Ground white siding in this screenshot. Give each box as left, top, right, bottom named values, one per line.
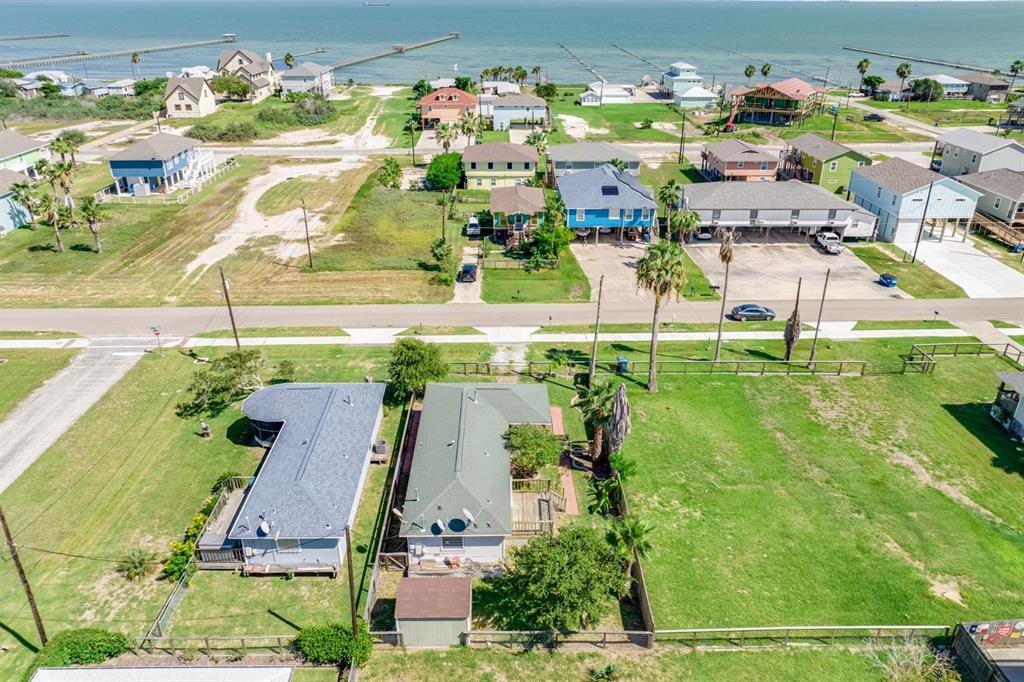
left=408, top=534, right=505, bottom=564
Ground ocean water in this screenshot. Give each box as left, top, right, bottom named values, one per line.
left=1, top=0, right=1020, bottom=89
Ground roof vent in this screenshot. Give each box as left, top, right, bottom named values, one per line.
left=601, top=186, right=619, bottom=195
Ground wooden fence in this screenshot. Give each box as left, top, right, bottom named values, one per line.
left=465, top=630, right=654, bottom=649
left=143, top=560, right=194, bottom=641
left=193, top=476, right=252, bottom=565
left=904, top=341, right=1024, bottom=374
left=131, top=635, right=295, bottom=656
left=446, top=358, right=870, bottom=379
left=612, top=471, right=657, bottom=637
left=478, top=258, right=559, bottom=270
left=95, top=159, right=237, bottom=205
left=655, top=625, right=951, bottom=649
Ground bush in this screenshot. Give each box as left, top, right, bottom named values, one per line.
left=609, top=452, right=637, bottom=481
left=188, top=121, right=259, bottom=142
left=294, top=622, right=371, bottom=667
left=639, top=118, right=653, bottom=129
left=23, top=629, right=132, bottom=681
left=210, top=74, right=251, bottom=100
left=0, top=79, right=16, bottom=98
left=386, top=338, right=447, bottom=400
left=293, top=95, right=338, bottom=125
left=535, top=83, right=557, bottom=100
left=256, top=107, right=297, bottom=126
left=425, top=153, right=463, bottom=191
left=132, top=77, right=168, bottom=98
left=506, top=424, right=563, bottom=477
left=211, top=471, right=243, bottom=495
left=0, top=67, right=24, bottom=79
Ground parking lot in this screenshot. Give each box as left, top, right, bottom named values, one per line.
left=570, top=241, right=653, bottom=302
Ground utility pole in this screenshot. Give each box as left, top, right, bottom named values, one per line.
left=830, top=104, right=840, bottom=141
left=808, top=268, right=831, bottom=365
left=0, top=506, right=47, bottom=646
left=911, top=181, right=936, bottom=264
left=219, top=266, right=240, bottom=350
left=677, top=112, right=686, bottom=164
left=301, top=198, right=314, bottom=270
left=345, top=525, right=358, bottom=635
left=588, top=275, right=604, bottom=383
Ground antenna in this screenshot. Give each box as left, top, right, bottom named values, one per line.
left=436, top=519, right=446, bottom=532
left=462, top=508, right=475, bottom=524
left=391, top=508, right=404, bottom=519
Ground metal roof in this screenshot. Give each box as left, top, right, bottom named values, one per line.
left=548, top=142, right=640, bottom=163
left=395, top=577, right=472, bottom=619
left=787, top=132, right=864, bottom=162
left=31, top=668, right=293, bottom=682
left=958, top=169, right=1024, bottom=201
left=556, top=164, right=656, bottom=210
left=938, top=128, right=1024, bottom=156
left=956, top=71, right=1009, bottom=87
left=0, top=130, right=47, bottom=160
left=108, top=132, right=199, bottom=162
left=681, top=180, right=875, bottom=219
left=229, top=382, right=385, bottom=540
left=399, top=383, right=551, bottom=538
left=493, top=93, right=546, bottom=107
left=282, top=62, right=331, bottom=78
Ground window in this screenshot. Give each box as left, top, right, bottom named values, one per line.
left=608, top=208, right=619, bottom=219
left=876, top=188, right=882, bottom=199
left=791, top=209, right=799, bottom=220
left=749, top=210, right=759, bottom=220
left=641, top=208, right=650, bottom=221
left=576, top=208, right=585, bottom=222
left=487, top=162, right=494, bottom=170
left=760, top=161, right=768, bottom=171
left=476, top=178, right=482, bottom=187
left=994, top=197, right=1001, bottom=209
left=970, top=154, right=977, bottom=164
left=737, top=161, right=745, bottom=169
left=490, top=178, right=496, bottom=186
left=178, top=92, right=185, bottom=101
left=185, top=104, right=192, bottom=111
left=857, top=161, right=864, bottom=167
left=829, top=161, right=838, bottom=172
left=891, top=195, right=897, bottom=206
left=470, top=162, right=477, bottom=170
left=174, top=104, right=181, bottom=111
left=624, top=209, right=634, bottom=221
left=442, top=537, right=463, bottom=550
left=506, top=162, right=513, bottom=170
left=277, top=539, right=301, bottom=554
left=524, top=162, right=531, bottom=170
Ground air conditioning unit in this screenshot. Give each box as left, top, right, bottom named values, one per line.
left=373, top=440, right=388, bottom=456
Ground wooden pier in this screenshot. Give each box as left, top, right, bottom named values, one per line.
left=0, top=33, right=71, bottom=43
left=841, top=46, right=996, bottom=74
left=2, top=34, right=237, bottom=68
left=329, top=32, right=460, bottom=70
left=271, top=48, right=326, bottom=64
left=557, top=43, right=604, bottom=83
left=611, top=44, right=664, bottom=73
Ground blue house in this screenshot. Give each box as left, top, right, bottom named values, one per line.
left=556, top=164, right=657, bottom=241
left=0, top=169, right=32, bottom=235
left=107, top=133, right=211, bottom=196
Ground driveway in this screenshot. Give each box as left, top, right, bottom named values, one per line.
left=894, top=235, right=1024, bottom=298
left=687, top=242, right=905, bottom=302
left=570, top=241, right=652, bottom=302
left=450, top=246, right=482, bottom=303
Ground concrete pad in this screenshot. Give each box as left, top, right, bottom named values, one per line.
left=570, top=241, right=653, bottom=302
left=894, top=236, right=1024, bottom=299
left=451, top=246, right=483, bottom=304
left=687, top=242, right=904, bottom=302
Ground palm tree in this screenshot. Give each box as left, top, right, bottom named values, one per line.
left=55, top=129, right=86, bottom=164
left=673, top=209, right=700, bottom=243
left=35, top=159, right=57, bottom=196
left=37, top=193, right=65, bottom=253
left=760, top=63, right=772, bottom=80
left=513, top=66, right=528, bottom=87
left=712, top=227, right=736, bottom=362
left=54, top=161, right=75, bottom=211
left=607, top=383, right=632, bottom=455
left=635, top=240, right=688, bottom=392
left=658, top=179, right=681, bottom=238
left=11, top=181, right=39, bottom=231
left=130, top=52, right=141, bottom=80
left=531, top=65, right=542, bottom=85
left=1007, top=60, right=1024, bottom=96
left=434, top=122, right=457, bottom=153
left=896, top=62, right=913, bottom=108
left=407, top=113, right=421, bottom=165
left=744, top=64, right=755, bottom=84
left=79, top=194, right=103, bottom=253
left=856, top=58, right=871, bottom=92
left=574, top=378, right=616, bottom=466
left=284, top=52, right=295, bottom=69
left=50, top=137, right=72, bottom=163
left=783, top=277, right=802, bottom=361
left=607, top=515, right=653, bottom=580
left=608, top=158, right=627, bottom=172
left=457, top=112, right=481, bottom=144
left=587, top=477, right=619, bottom=516
left=525, top=130, right=548, bottom=182
left=117, top=550, right=157, bottom=582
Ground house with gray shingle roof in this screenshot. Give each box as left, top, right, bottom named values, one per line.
left=548, top=142, right=641, bottom=177
left=400, top=384, right=555, bottom=569
left=957, top=169, right=1024, bottom=226
left=0, top=130, right=50, bottom=180
left=217, top=47, right=278, bottom=102
left=932, top=128, right=1024, bottom=177
left=107, top=132, right=214, bottom=196
left=164, top=77, right=217, bottom=118
left=780, top=132, right=871, bottom=192
left=557, top=164, right=656, bottom=239
left=700, top=138, right=777, bottom=182
left=196, top=382, right=386, bottom=575
left=849, top=158, right=980, bottom=242
left=281, top=62, right=333, bottom=96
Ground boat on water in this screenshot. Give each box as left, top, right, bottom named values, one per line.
left=363, top=1, right=391, bottom=6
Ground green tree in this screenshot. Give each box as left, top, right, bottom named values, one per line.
left=175, top=349, right=265, bottom=418
left=607, top=514, right=653, bottom=581
left=529, top=222, right=572, bottom=262
left=587, top=477, right=619, bottom=517
left=634, top=241, right=688, bottom=392
left=911, top=78, right=944, bottom=103
left=37, top=193, right=64, bottom=253
left=295, top=622, right=372, bottom=667
left=454, top=75, right=474, bottom=92
left=506, top=423, right=563, bottom=477
left=10, top=181, right=39, bottom=230
left=744, top=64, right=756, bottom=84
left=658, top=179, right=680, bottom=236
left=132, top=76, right=168, bottom=98
left=0, top=79, right=16, bottom=98
left=501, top=526, right=626, bottom=630
left=531, top=65, right=543, bottom=85
left=130, top=52, right=141, bottom=80
left=535, top=82, right=557, bottom=100
left=713, top=227, right=736, bottom=362
left=673, top=209, right=700, bottom=243
left=117, top=550, right=157, bottom=581
left=607, top=383, right=632, bottom=455
left=760, top=63, right=772, bottom=80
left=55, top=129, right=86, bottom=164
left=412, top=79, right=432, bottom=97
left=53, top=160, right=76, bottom=212
left=79, top=194, right=103, bottom=253
left=856, top=58, right=872, bottom=91
left=608, top=158, right=627, bottom=172
left=574, top=378, right=615, bottom=465
left=457, top=111, right=481, bottom=143
left=896, top=62, right=913, bottom=107
left=433, top=121, right=458, bottom=153
left=377, top=157, right=402, bottom=190
left=386, top=338, right=447, bottom=400
left=425, top=152, right=462, bottom=191
left=284, top=52, right=295, bottom=68
left=210, top=74, right=251, bottom=100
left=41, top=82, right=61, bottom=98
left=50, top=136, right=72, bottom=163
left=1008, top=60, right=1024, bottom=95
left=862, top=75, right=885, bottom=94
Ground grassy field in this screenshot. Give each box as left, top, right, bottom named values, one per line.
left=849, top=243, right=967, bottom=298
left=864, top=98, right=1008, bottom=127
left=192, top=326, right=349, bottom=338
left=359, top=647, right=881, bottom=681
left=968, top=233, right=1024, bottom=275
left=545, top=86, right=681, bottom=144
left=0, top=331, right=79, bottom=339
left=0, top=349, right=78, bottom=420
left=539, top=320, right=802, bottom=334
left=852, top=320, right=957, bottom=330
left=374, top=87, right=423, bottom=148
left=637, top=158, right=701, bottom=190
left=480, top=248, right=591, bottom=303
left=775, top=111, right=929, bottom=143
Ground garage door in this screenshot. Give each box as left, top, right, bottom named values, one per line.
left=893, top=219, right=920, bottom=243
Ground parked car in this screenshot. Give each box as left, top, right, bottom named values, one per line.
left=815, top=231, right=844, bottom=255
left=457, top=263, right=478, bottom=283
left=863, top=113, right=886, bottom=122
left=731, top=304, right=776, bottom=321
left=466, top=215, right=480, bottom=237
left=878, top=273, right=898, bottom=288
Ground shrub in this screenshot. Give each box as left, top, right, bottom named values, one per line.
left=609, top=452, right=637, bottom=481
left=294, top=622, right=372, bottom=666
left=425, top=153, right=463, bottom=191
left=256, top=107, right=297, bottom=126
left=188, top=121, right=259, bottom=142
left=386, top=338, right=447, bottom=400
left=0, top=79, right=16, bottom=98
left=132, top=77, right=168, bottom=98
left=211, top=471, right=243, bottom=495
left=23, top=629, right=132, bottom=681
left=639, top=118, right=653, bottom=129
left=506, top=424, right=563, bottom=477
left=0, top=67, right=24, bottom=79
left=210, top=74, right=251, bottom=100
left=293, top=95, right=338, bottom=125
left=535, top=83, right=557, bottom=100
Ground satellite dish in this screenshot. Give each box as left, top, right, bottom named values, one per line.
left=436, top=519, right=446, bottom=532
left=258, top=520, right=271, bottom=535
left=391, top=508, right=404, bottom=519
left=462, top=508, right=475, bottom=524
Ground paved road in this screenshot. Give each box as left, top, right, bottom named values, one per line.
left=833, top=96, right=943, bottom=139
left=0, top=346, right=143, bottom=493
left=2, top=298, right=1022, bottom=336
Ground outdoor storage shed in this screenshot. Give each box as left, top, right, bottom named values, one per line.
left=395, top=577, right=472, bottom=647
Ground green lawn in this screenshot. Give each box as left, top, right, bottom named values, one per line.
left=0, top=331, right=79, bottom=339
left=638, top=159, right=701, bottom=190
left=545, top=86, right=681, bottom=144
left=374, top=87, right=423, bottom=148
left=192, top=326, right=349, bottom=338
left=0, top=349, right=78, bottom=420
left=852, top=320, right=957, bottom=331
left=968, top=233, right=1024, bottom=275
left=682, top=248, right=720, bottom=300
left=478, top=129, right=511, bottom=143
left=359, top=647, right=881, bottom=682
left=990, top=320, right=1023, bottom=330
left=776, top=111, right=929, bottom=143
left=481, top=248, right=590, bottom=303
left=396, top=326, right=481, bottom=336
left=849, top=243, right=967, bottom=298
left=539, top=321, right=795, bottom=334
left=864, top=98, right=1008, bottom=127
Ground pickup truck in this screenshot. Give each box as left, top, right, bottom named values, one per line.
left=815, top=231, right=844, bottom=255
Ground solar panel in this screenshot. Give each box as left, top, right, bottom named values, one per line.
left=601, top=186, right=619, bottom=195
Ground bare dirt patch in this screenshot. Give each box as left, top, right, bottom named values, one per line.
left=558, top=114, right=609, bottom=140
left=883, top=536, right=967, bottom=606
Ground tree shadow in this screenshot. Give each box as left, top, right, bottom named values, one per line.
left=226, top=416, right=253, bottom=446
left=69, top=243, right=95, bottom=253
left=943, top=403, right=1023, bottom=480
left=27, top=244, right=56, bottom=253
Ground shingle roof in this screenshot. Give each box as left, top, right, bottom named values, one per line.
left=787, top=132, right=862, bottom=162
left=0, top=168, right=29, bottom=196
left=230, top=383, right=385, bottom=540
left=957, top=71, right=1009, bottom=87
left=462, top=142, right=538, bottom=163
left=677, top=86, right=716, bottom=99
left=418, top=87, right=478, bottom=106
left=997, top=371, right=1024, bottom=395
left=108, top=132, right=199, bottom=162
left=31, top=667, right=293, bottom=682
left=548, top=142, right=640, bottom=163
left=490, top=185, right=546, bottom=214
left=0, top=130, right=48, bottom=160
left=493, top=93, right=545, bottom=107
left=938, top=128, right=1023, bottom=155
left=957, top=169, right=1024, bottom=201
left=217, top=48, right=268, bottom=72
left=681, top=180, right=875, bottom=218
left=164, top=77, right=209, bottom=101
left=395, top=577, right=472, bottom=619
left=399, top=384, right=551, bottom=538
left=556, top=164, right=656, bottom=210
left=283, top=62, right=331, bottom=78
left=704, top=138, right=775, bottom=163
left=852, top=157, right=946, bottom=194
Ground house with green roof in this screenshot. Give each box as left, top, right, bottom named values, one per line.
left=399, top=383, right=561, bottom=570
left=779, top=132, right=871, bottom=193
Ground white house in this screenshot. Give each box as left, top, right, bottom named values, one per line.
left=280, top=62, right=333, bottom=96
left=491, top=94, right=548, bottom=130
left=932, top=128, right=1024, bottom=177
left=660, top=61, right=704, bottom=97
left=429, top=77, right=456, bottom=90
left=674, top=85, right=718, bottom=109
left=915, top=74, right=970, bottom=99
left=849, top=158, right=981, bottom=242
left=176, top=65, right=218, bottom=80
left=481, top=80, right=520, bottom=96
left=580, top=82, right=635, bottom=106
left=163, top=77, right=217, bottom=118
left=23, top=70, right=70, bottom=84
left=105, top=79, right=135, bottom=97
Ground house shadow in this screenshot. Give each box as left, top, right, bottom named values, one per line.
left=226, top=416, right=254, bottom=446
left=943, top=403, right=1023, bottom=479
left=370, top=597, right=396, bottom=631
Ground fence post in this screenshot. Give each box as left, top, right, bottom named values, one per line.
left=204, top=637, right=210, bottom=655
left=276, top=637, right=284, bottom=655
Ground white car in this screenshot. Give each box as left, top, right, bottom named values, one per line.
left=466, top=216, right=480, bottom=237
left=815, top=231, right=844, bottom=255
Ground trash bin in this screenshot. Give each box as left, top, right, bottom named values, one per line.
left=616, top=355, right=629, bottom=373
